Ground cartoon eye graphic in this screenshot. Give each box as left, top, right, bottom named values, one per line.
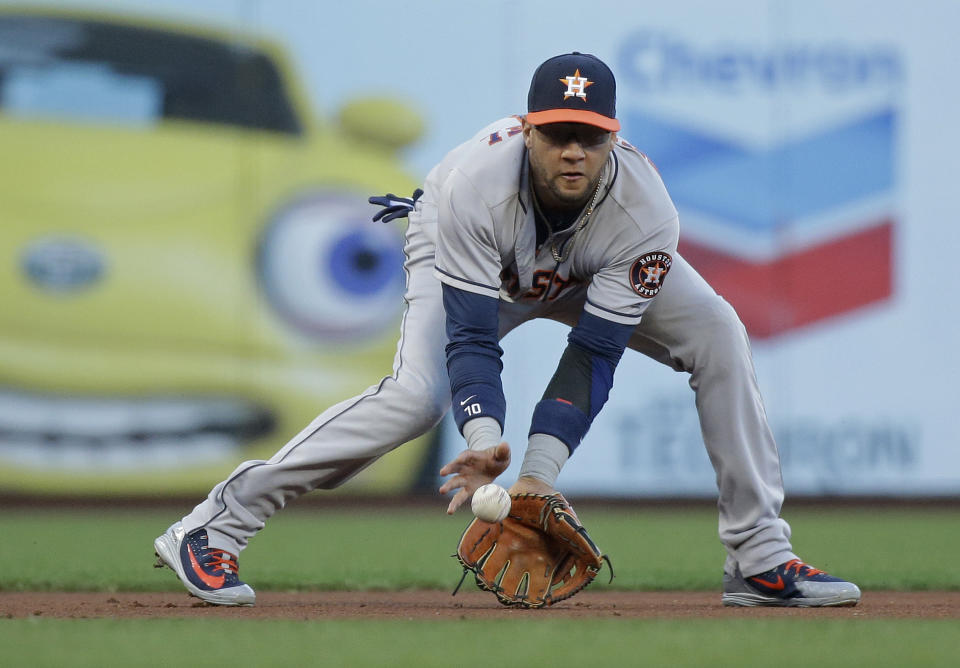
left=258, top=193, right=406, bottom=341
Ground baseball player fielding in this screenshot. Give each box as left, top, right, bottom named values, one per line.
left=153, top=51, right=860, bottom=610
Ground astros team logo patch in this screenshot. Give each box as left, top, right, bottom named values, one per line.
left=560, top=69, right=593, bottom=100
left=630, top=252, right=672, bottom=297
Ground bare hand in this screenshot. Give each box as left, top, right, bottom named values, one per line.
left=438, top=442, right=511, bottom=515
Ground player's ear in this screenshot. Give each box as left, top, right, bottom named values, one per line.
left=522, top=119, right=535, bottom=149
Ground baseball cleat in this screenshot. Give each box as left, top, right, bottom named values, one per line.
left=153, top=521, right=255, bottom=606
left=722, top=558, right=861, bottom=607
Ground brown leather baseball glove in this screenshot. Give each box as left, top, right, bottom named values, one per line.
left=454, top=493, right=610, bottom=608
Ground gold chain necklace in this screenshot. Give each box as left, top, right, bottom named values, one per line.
left=532, top=168, right=606, bottom=264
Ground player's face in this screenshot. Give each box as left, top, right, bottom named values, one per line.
left=523, top=120, right=615, bottom=210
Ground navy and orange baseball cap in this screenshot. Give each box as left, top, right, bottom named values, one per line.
left=526, top=52, right=620, bottom=132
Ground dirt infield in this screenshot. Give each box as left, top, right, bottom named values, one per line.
left=3, top=590, right=959, bottom=620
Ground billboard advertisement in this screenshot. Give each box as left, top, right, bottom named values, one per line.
left=2, top=0, right=958, bottom=497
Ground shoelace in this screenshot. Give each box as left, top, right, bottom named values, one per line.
left=207, top=551, right=240, bottom=575
left=784, top=559, right=824, bottom=576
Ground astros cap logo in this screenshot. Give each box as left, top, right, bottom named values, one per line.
left=560, top=69, right=593, bottom=100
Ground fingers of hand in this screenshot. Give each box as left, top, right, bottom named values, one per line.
left=438, top=450, right=477, bottom=477
left=438, top=474, right=466, bottom=496
left=446, top=489, right=469, bottom=515
left=445, top=447, right=506, bottom=478
left=439, top=446, right=510, bottom=514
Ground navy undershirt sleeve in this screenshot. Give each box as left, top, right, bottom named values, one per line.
left=442, top=284, right=506, bottom=433
left=529, top=311, right=635, bottom=453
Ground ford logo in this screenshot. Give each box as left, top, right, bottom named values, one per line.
left=21, top=237, right=107, bottom=292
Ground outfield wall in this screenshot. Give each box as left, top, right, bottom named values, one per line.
left=2, top=0, right=958, bottom=496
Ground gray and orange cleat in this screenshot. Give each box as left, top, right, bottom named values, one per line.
left=722, top=558, right=860, bottom=607
left=153, top=521, right=255, bottom=606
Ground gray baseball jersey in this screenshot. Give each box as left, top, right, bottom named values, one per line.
left=433, top=117, right=679, bottom=325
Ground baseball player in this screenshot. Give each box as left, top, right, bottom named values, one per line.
left=154, top=52, right=860, bottom=608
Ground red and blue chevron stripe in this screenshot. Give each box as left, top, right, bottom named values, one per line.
left=626, top=109, right=895, bottom=338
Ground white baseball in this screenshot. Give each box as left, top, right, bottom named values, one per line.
left=471, top=483, right=511, bottom=523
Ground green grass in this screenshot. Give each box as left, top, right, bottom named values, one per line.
left=1, top=618, right=958, bottom=668
left=1, top=504, right=958, bottom=592
left=2, top=504, right=957, bottom=668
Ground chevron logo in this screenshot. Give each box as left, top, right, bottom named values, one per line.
left=624, top=109, right=896, bottom=338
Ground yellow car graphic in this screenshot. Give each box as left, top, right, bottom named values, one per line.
left=0, top=7, right=431, bottom=495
